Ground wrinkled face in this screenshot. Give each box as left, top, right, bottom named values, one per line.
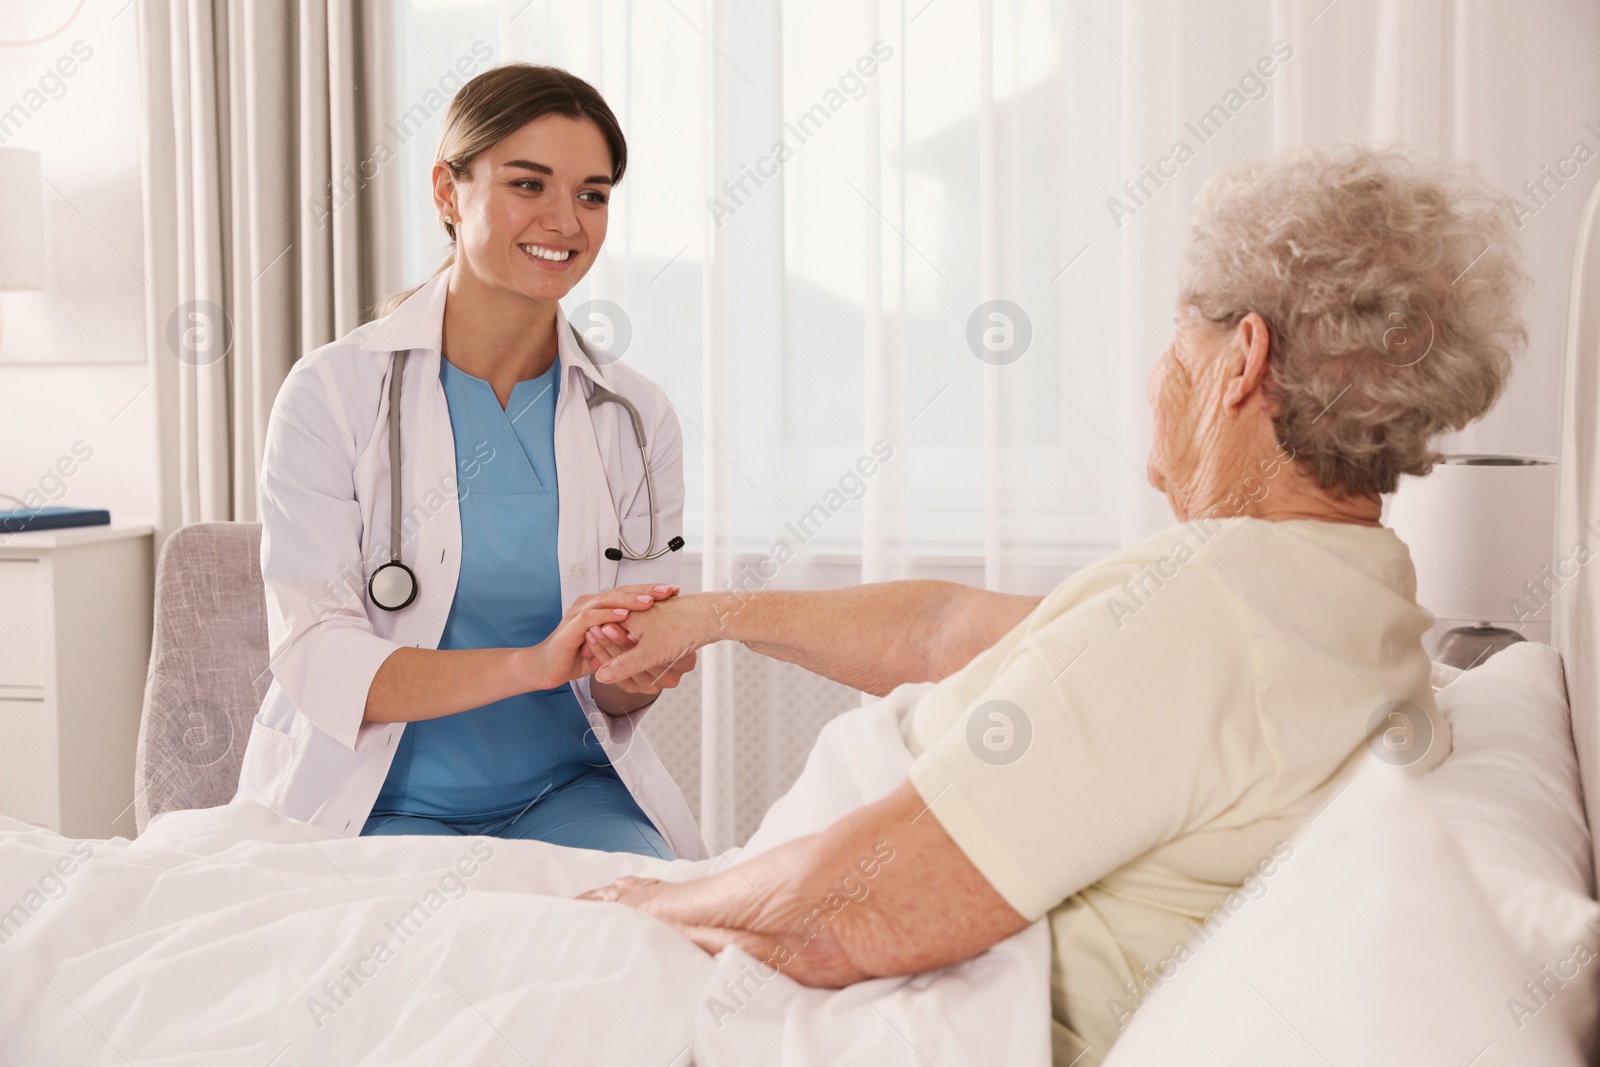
left=1146, top=303, right=1224, bottom=498
left=436, top=114, right=613, bottom=302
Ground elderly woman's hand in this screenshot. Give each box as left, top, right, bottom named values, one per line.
left=575, top=874, right=671, bottom=909
left=582, top=623, right=697, bottom=696
left=575, top=781, right=1033, bottom=994
left=582, top=592, right=713, bottom=690
left=522, top=584, right=675, bottom=692
left=577, top=585, right=697, bottom=714
left=582, top=630, right=694, bottom=697
left=577, top=872, right=871, bottom=988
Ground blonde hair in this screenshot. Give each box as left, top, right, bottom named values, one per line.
left=1180, top=144, right=1530, bottom=497
left=374, top=63, right=627, bottom=319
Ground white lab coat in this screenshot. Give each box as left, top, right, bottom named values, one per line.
left=232, top=265, right=704, bottom=859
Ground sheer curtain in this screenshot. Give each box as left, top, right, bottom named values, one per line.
left=483, top=0, right=1122, bottom=846
left=1117, top=0, right=1600, bottom=542
left=397, top=0, right=1598, bottom=845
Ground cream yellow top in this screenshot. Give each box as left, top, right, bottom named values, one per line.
left=902, top=518, right=1442, bottom=1065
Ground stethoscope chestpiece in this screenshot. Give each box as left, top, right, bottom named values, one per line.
left=368, top=559, right=419, bottom=612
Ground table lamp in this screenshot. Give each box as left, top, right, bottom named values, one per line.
left=0, top=147, right=46, bottom=350
left=1387, top=455, right=1558, bottom=670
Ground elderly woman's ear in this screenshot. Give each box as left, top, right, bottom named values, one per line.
left=1222, top=312, right=1274, bottom=416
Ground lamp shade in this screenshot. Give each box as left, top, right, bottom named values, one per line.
left=0, top=147, right=45, bottom=291
left=1387, top=455, right=1557, bottom=624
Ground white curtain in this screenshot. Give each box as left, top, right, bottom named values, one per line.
left=495, top=0, right=1125, bottom=846
left=137, top=0, right=404, bottom=546
left=1117, top=0, right=1600, bottom=542
left=396, top=0, right=1600, bottom=846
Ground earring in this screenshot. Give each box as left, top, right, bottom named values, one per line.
left=443, top=214, right=453, bottom=225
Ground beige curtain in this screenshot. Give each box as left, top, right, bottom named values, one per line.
left=136, top=0, right=403, bottom=546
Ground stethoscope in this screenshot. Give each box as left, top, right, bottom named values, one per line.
left=366, top=324, right=684, bottom=612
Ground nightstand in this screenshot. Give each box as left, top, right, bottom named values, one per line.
left=0, top=523, right=154, bottom=838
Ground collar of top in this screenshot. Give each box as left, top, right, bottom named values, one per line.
left=359, top=261, right=609, bottom=390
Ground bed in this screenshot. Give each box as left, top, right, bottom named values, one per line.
left=1, top=684, right=1048, bottom=1065
left=4, top=185, right=1600, bottom=1064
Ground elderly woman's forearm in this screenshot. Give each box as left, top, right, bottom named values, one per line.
left=790, top=781, right=1032, bottom=979
left=694, top=582, right=1039, bottom=697
left=642, top=781, right=1031, bottom=986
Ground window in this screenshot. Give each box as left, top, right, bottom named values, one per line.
left=391, top=0, right=1124, bottom=580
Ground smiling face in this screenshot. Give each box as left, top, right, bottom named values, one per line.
left=433, top=113, right=614, bottom=303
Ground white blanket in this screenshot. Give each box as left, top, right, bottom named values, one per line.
left=0, top=686, right=1050, bottom=1066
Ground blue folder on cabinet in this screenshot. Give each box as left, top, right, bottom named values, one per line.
left=0, top=506, right=111, bottom=534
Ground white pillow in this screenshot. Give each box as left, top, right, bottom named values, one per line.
left=1101, top=759, right=1586, bottom=1066
left=1419, top=642, right=1600, bottom=1051
left=1425, top=643, right=1593, bottom=894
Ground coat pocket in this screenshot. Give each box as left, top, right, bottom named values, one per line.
left=234, top=717, right=299, bottom=811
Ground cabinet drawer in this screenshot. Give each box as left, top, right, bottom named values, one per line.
left=0, top=560, right=43, bottom=691
left=0, top=697, right=54, bottom=828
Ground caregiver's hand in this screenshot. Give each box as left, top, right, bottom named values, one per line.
left=586, top=593, right=713, bottom=688
left=523, top=585, right=676, bottom=691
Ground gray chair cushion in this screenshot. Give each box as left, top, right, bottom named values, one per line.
left=134, top=522, right=272, bottom=835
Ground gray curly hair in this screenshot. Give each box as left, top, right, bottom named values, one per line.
left=1178, top=144, right=1530, bottom=497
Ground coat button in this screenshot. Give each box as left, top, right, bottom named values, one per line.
left=570, top=563, right=587, bottom=578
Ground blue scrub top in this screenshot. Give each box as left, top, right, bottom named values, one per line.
left=372, top=352, right=617, bottom=820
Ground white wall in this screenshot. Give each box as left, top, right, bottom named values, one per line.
left=0, top=3, right=154, bottom=530
left=0, top=363, right=155, bottom=527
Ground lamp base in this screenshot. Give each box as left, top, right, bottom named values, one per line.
left=1433, top=624, right=1525, bottom=671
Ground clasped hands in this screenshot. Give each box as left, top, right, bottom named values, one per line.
left=575, top=583, right=708, bottom=697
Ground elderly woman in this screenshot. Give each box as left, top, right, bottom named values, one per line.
left=576, top=145, right=1529, bottom=1063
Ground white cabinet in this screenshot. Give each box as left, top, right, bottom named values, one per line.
left=0, top=558, right=44, bottom=691
left=0, top=524, right=153, bottom=838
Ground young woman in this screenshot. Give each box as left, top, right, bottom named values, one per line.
left=233, top=64, right=701, bottom=859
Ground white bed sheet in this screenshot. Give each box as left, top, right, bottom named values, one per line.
left=0, top=684, right=1050, bottom=1066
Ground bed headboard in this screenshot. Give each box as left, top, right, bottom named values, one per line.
left=1555, top=179, right=1600, bottom=866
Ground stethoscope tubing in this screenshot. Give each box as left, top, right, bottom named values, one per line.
left=585, top=382, right=675, bottom=563
left=368, top=326, right=678, bottom=612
